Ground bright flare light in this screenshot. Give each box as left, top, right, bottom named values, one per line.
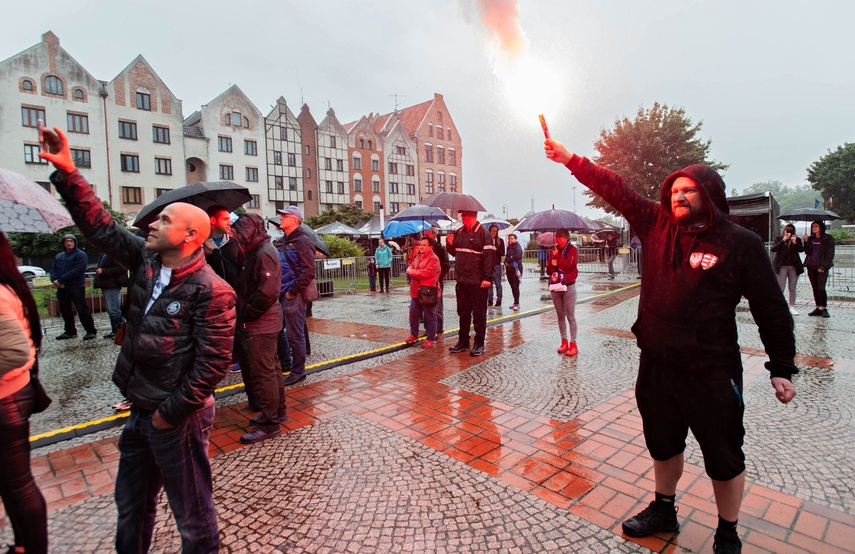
left=492, top=51, right=567, bottom=127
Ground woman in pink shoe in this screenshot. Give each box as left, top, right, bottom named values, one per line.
left=405, top=237, right=441, bottom=348
left=547, top=229, right=580, bottom=356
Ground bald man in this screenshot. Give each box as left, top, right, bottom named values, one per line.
left=41, top=127, right=235, bottom=554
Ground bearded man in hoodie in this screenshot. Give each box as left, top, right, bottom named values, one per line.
left=545, top=138, right=797, bottom=554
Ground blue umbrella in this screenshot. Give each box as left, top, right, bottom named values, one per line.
left=382, top=219, right=431, bottom=238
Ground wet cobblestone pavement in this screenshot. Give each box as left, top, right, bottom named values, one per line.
left=3, top=275, right=854, bottom=553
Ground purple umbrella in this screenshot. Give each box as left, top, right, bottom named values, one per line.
left=420, top=192, right=486, bottom=212
left=0, top=168, right=74, bottom=233
left=515, top=209, right=588, bottom=233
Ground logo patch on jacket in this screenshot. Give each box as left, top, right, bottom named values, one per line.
left=166, top=301, right=181, bottom=315
left=689, top=252, right=719, bottom=270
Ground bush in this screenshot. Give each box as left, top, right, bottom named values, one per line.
left=321, top=235, right=365, bottom=258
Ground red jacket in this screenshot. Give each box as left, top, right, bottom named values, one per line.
left=547, top=242, right=579, bottom=285
left=407, top=249, right=440, bottom=299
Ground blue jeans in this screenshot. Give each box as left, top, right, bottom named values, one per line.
left=115, top=401, right=218, bottom=554
left=277, top=328, right=292, bottom=369
left=0, top=382, right=47, bottom=554
left=282, top=295, right=308, bottom=375
left=104, top=288, right=125, bottom=333
left=409, top=297, right=437, bottom=341
left=487, top=265, right=503, bottom=303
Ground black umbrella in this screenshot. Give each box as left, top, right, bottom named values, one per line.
left=389, top=204, right=454, bottom=224
left=515, top=209, right=589, bottom=232
left=420, top=192, right=486, bottom=212
left=777, top=208, right=842, bottom=222
left=267, top=218, right=331, bottom=258
left=133, top=181, right=251, bottom=229
left=586, top=219, right=621, bottom=232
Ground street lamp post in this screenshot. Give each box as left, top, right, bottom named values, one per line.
left=572, top=186, right=576, bottom=212
left=502, top=205, right=508, bottom=219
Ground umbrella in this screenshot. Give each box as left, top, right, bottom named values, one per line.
left=133, top=181, right=251, bottom=229
left=536, top=232, right=555, bottom=247
left=383, top=219, right=431, bottom=239
left=515, top=209, right=589, bottom=233
left=777, top=208, right=842, bottom=222
left=479, top=217, right=513, bottom=231
left=0, top=168, right=74, bottom=233
left=357, top=216, right=384, bottom=237
left=389, top=205, right=454, bottom=224
left=420, top=191, right=486, bottom=212
left=313, top=221, right=361, bottom=235
left=586, top=219, right=621, bottom=232
left=267, top=218, right=331, bottom=258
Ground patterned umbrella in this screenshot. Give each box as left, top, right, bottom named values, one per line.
left=0, top=168, right=74, bottom=233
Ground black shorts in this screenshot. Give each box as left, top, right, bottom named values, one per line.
left=635, top=353, right=746, bottom=481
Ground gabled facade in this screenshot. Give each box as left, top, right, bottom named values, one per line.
left=345, top=115, right=385, bottom=214
left=183, top=84, right=266, bottom=215
left=381, top=117, right=418, bottom=215
left=315, top=107, right=350, bottom=212
left=265, top=97, right=303, bottom=215
left=105, top=55, right=185, bottom=220
left=0, top=32, right=109, bottom=199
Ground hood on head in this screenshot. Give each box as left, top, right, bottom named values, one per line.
left=232, top=214, right=269, bottom=251
left=660, top=164, right=728, bottom=226
left=61, top=233, right=78, bottom=247
left=811, top=220, right=826, bottom=235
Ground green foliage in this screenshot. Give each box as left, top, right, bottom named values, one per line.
left=742, top=180, right=819, bottom=214
left=305, top=204, right=372, bottom=229
left=807, top=143, right=855, bottom=222
left=588, top=102, right=727, bottom=215
left=8, top=201, right=127, bottom=260
left=508, top=217, right=521, bottom=225
left=525, top=237, right=539, bottom=251
left=321, top=234, right=365, bottom=259
left=828, top=229, right=850, bottom=243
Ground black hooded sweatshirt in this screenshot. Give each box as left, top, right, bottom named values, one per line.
left=565, top=157, right=797, bottom=381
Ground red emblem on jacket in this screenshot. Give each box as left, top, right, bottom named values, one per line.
left=689, top=252, right=718, bottom=270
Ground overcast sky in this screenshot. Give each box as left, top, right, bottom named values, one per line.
left=4, top=0, right=853, bottom=221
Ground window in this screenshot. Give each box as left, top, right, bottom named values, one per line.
left=280, top=127, right=288, bottom=140
left=118, top=121, right=138, bottom=140
left=308, top=190, right=312, bottom=200
left=359, top=138, right=365, bottom=148
left=305, top=145, right=310, bottom=155
left=246, top=167, right=258, bottom=182
left=289, top=177, right=297, bottom=190
left=218, top=136, right=232, bottom=152
left=449, top=149, right=457, bottom=166
left=450, top=174, right=458, bottom=192
left=395, top=146, right=406, bottom=155
left=71, top=148, right=91, bottom=168
left=249, top=195, right=260, bottom=209
left=390, top=202, right=399, bottom=213
left=368, top=140, right=373, bottom=149
left=74, top=89, right=85, bottom=100
left=67, top=113, right=89, bottom=134
left=155, top=157, right=172, bottom=175
left=406, top=164, right=414, bottom=176
left=122, top=186, right=142, bottom=204
left=425, top=170, right=434, bottom=194
left=406, top=183, right=415, bottom=195
left=373, top=201, right=382, bottom=213
left=324, top=158, right=332, bottom=170
left=156, top=188, right=171, bottom=197
left=353, top=156, right=362, bottom=170
left=243, top=117, right=249, bottom=128
left=153, top=126, right=171, bottom=144
left=24, top=144, right=47, bottom=164
left=371, top=159, right=379, bottom=171
left=425, top=144, right=433, bottom=162
left=447, top=127, right=453, bottom=142
left=437, top=126, right=444, bottom=140
left=306, top=168, right=311, bottom=179
left=288, top=153, right=296, bottom=166
left=274, top=176, right=283, bottom=189
left=390, top=182, right=399, bottom=194
left=437, top=111, right=443, bottom=124
left=45, top=75, right=63, bottom=95
left=355, top=200, right=363, bottom=209
left=21, top=106, right=45, bottom=127
left=136, top=91, right=151, bottom=111
left=330, top=136, right=336, bottom=148
left=325, top=181, right=333, bottom=193
left=232, top=111, right=241, bottom=126
left=120, top=154, right=140, bottom=172
left=428, top=123, right=433, bottom=137
left=273, top=151, right=282, bottom=165
left=224, top=113, right=230, bottom=126
left=219, top=165, right=234, bottom=180
left=372, top=179, right=380, bottom=193
left=437, top=147, right=445, bottom=165
left=337, top=182, right=345, bottom=194
left=438, top=171, right=446, bottom=192
left=354, top=178, right=362, bottom=192
left=22, top=80, right=34, bottom=91
left=388, top=162, right=398, bottom=174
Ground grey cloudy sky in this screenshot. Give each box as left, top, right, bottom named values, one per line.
left=4, top=0, right=852, bottom=221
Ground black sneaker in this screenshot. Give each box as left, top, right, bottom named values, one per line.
left=83, top=332, right=97, bottom=340
left=713, top=532, right=742, bottom=553
left=621, top=501, right=679, bottom=537
left=820, top=308, right=831, bottom=318
left=239, top=426, right=282, bottom=444
left=449, top=342, right=470, bottom=353
left=470, top=345, right=485, bottom=357
left=56, top=332, right=77, bottom=340
left=808, top=308, right=822, bottom=316
left=283, top=372, right=306, bottom=386
left=495, top=301, right=501, bottom=308
left=487, top=300, right=494, bottom=307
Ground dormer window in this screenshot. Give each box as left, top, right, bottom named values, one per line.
left=22, top=80, right=34, bottom=91
left=45, top=75, right=63, bottom=96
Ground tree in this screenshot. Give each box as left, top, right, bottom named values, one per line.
left=743, top=180, right=818, bottom=215
left=586, top=102, right=727, bottom=215
left=305, top=204, right=372, bottom=229
left=320, top=235, right=365, bottom=259
left=807, top=143, right=855, bottom=222
left=9, top=200, right=127, bottom=263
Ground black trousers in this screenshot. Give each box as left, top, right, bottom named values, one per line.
left=378, top=267, right=391, bottom=291
left=455, top=283, right=488, bottom=347
left=57, top=286, right=96, bottom=335
left=806, top=267, right=829, bottom=307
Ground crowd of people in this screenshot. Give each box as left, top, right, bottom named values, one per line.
left=0, top=121, right=835, bottom=553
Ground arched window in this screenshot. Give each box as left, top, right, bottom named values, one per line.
left=74, top=88, right=85, bottom=100
left=45, top=75, right=63, bottom=95
left=243, top=117, right=249, bottom=128
left=224, top=113, right=231, bottom=126
left=367, top=140, right=373, bottom=150
left=22, top=80, right=34, bottom=91
left=307, top=190, right=313, bottom=200
left=428, top=123, right=433, bottom=137
left=359, top=138, right=365, bottom=149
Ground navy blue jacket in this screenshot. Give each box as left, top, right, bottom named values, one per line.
left=50, top=234, right=88, bottom=289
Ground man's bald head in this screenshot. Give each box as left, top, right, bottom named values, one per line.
left=146, top=202, right=211, bottom=266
